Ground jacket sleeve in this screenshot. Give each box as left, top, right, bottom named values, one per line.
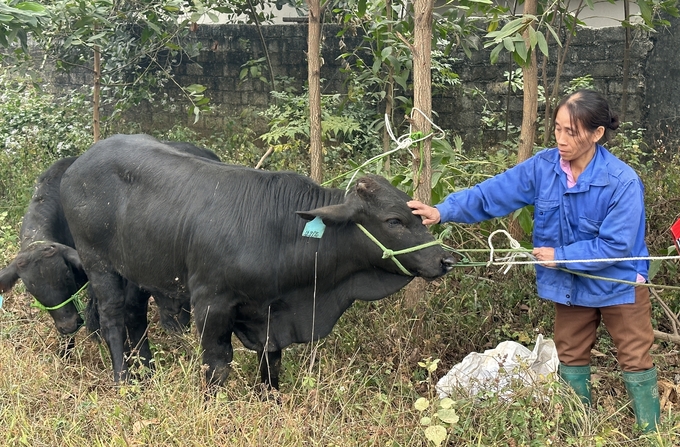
left=435, top=157, right=538, bottom=223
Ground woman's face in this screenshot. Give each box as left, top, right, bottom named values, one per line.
left=554, top=106, right=603, bottom=164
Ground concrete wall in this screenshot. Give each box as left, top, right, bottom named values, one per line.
left=48, top=20, right=679, bottom=150
left=643, top=16, right=680, bottom=152
left=436, top=25, right=654, bottom=147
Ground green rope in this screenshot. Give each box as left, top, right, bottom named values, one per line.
left=555, top=268, right=680, bottom=290
left=355, top=224, right=442, bottom=276
left=31, top=282, right=88, bottom=315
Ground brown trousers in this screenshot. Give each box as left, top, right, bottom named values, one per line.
left=554, top=286, right=654, bottom=372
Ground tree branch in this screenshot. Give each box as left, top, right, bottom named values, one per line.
left=651, top=287, right=680, bottom=345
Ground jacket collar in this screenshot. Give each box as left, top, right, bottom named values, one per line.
left=553, top=144, right=611, bottom=191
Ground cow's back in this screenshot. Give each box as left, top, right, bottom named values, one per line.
left=61, top=135, right=320, bottom=291
left=21, top=156, right=79, bottom=248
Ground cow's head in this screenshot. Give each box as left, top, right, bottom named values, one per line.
left=0, top=242, right=86, bottom=334
left=297, top=175, right=456, bottom=279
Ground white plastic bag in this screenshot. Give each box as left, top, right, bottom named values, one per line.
left=436, top=334, right=559, bottom=399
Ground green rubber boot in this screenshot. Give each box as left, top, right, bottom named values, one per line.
left=623, top=367, right=661, bottom=433
left=558, top=363, right=592, bottom=406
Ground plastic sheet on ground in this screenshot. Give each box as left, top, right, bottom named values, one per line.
left=436, top=334, right=559, bottom=399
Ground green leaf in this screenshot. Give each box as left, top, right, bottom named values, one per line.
left=487, top=20, right=498, bottom=33
left=536, top=31, right=549, bottom=56
left=186, top=84, right=207, bottom=94
left=437, top=408, right=459, bottom=425
left=424, top=425, right=448, bottom=446
left=528, top=26, right=537, bottom=49
left=512, top=206, right=534, bottom=235
left=439, top=397, right=454, bottom=409
left=490, top=43, right=503, bottom=64
left=545, top=24, right=562, bottom=47
left=14, top=2, right=46, bottom=13
left=141, top=27, right=152, bottom=43
left=648, top=259, right=661, bottom=281
left=514, top=39, right=528, bottom=64
left=414, top=397, right=430, bottom=412
left=380, top=46, right=393, bottom=60
left=492, top=16, right=528, bottom=41
left=371, top=58, right=381, bottom=75
left=393, top=71, right=409, bottom=91
left=502, top=37, right=514, bottom=52
left=358, top=0, right=367, bottom=16
left=638, top=0, right=653, bottom=25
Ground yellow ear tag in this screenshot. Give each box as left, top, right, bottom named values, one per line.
left=302, top=216, right=326, bottom=238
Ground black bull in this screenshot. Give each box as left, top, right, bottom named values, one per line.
left=60, top=134, right=456, bottom=388
left=0, top=142, right=220, bottom=352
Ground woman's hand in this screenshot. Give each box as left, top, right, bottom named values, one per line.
left=407, top=200, right=441, bottom=225
left=532, top=247, right=556, bottom=268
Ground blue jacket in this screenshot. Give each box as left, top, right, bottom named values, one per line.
left=436, top=145, right=649, bottom=307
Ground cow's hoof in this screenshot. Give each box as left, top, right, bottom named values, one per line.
left=256, top=383, right=282, bottom=404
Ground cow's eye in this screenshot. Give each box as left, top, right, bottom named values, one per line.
left=386, top=218, right=403, bottom=227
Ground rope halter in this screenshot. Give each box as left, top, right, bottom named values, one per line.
left=31, top=282, right=88, bottom=317
left=355, top=224, right=442, bottom=276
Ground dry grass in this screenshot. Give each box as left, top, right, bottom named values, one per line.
left=1, top=287, right=427, bottom=446
left=2, top=276, right=679, bottom=446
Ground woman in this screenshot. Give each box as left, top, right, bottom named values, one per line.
left=409, top=89, right=660, bottom=432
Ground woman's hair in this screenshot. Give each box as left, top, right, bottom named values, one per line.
left=553, top=89, right=620, bottom=142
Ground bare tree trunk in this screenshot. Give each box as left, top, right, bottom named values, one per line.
left=307, top=0, right=323, bottom=183
left=510, top=0, right=538, bottom=240
left=382, top=69, right=394, bottom=175
left=542, top=1, right=583, bottom=147
left=403, top=0, right=433, bottom=309
left=93, top=44, right=101, bottom=142
left=518, top=2, right=537, bottom=164
left=381, top=0, right=394, bottom=175
left=247, top=0, right=276, bottom=94
left=621, top=0, right=631, bottom=122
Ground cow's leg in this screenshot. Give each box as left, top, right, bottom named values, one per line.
left=177, top=300, right=192, bottom=330
left=88, top=271, right=129, bottom=382
left=193, top=292, right=234, bottom=387
left=257, top=349, right=282, bottom=390
left=123, top=285, right=153, bottom=373
left=154, top=293, right=192, bottom=333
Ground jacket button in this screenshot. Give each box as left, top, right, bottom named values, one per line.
left=566, top=294, right=570, bottom=299
left=566, top=301, right=572, bottom=306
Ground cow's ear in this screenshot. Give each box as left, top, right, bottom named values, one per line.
left=60, top=245, right=84, bottom=273
left=0, top=260, right=20, bottom=293
left=296, top=202, right=358, bottom=226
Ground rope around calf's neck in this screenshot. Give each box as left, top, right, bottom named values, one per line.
left=31, top=282, right=88, bottom=314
